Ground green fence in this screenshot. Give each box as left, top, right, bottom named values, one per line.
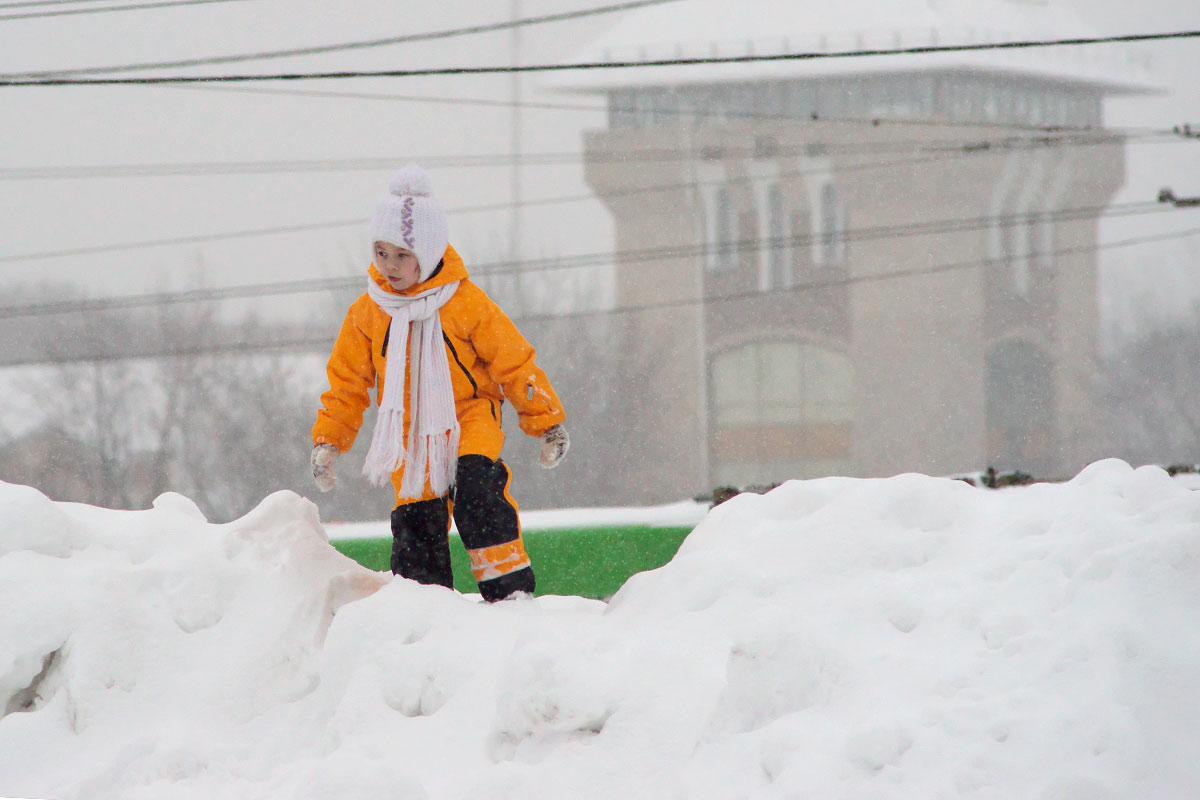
left=330, top=525, right=695, bottom=600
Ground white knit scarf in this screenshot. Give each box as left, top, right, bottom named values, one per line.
left=363, top=279, right=461, bottom=498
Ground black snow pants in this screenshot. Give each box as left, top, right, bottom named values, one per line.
left=389, top=454, right=535, bottom=602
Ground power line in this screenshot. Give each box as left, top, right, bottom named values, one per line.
left=172, top=83, right=607, bottom=113
left=0, top=140, right=1166, bottom=266
left=3, top=29, right=1198, bottom=86
left=5, top=223, right=1199, bottom=368
left=0, top=145, right=1167, bottom=265
left=14, top=80, right=1177, bottom=165
left=0, top=163, right=880, bottom=260
left=0, top=217, right=369, bottom=263
left=0, top=153, right=564, bottom=179
left=465, top=202, right=1186, bottom=275
left=0, top=0, right=249, bottom=22
left=0, top=161, right=923, bottom=262
left=166, top=82, right=1169, bottom=140
left=0, top=0, right=108, bottom=7
left=0, top=0, right=218, bottom=7
left=0, top=192, right=574, bottom=262
left=0, top=130, right=1156, bottom=181
left=0, top=0, right=681, bottom=79
left=504, top=225, right=1200, bottom=323
left=0, top=0, right=178, bottom=7
left=0, top=200, right=1185, bottom=319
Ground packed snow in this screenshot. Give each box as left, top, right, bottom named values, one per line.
left=2, top=459, right=1198, bottom=799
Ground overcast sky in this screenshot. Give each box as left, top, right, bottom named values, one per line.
left=1, top=0, right=1198, bottom=330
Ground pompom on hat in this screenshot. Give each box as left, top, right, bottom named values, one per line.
left=369, top=164, right=449, bottom=283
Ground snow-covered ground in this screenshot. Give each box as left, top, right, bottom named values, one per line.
left=2, top=459, right=1198, bottom=799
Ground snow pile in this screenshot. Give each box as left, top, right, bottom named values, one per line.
left=2, top=459, right=1199, bottom=799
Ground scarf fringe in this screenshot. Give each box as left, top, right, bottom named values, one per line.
left=363, top=407, right=405, bottom=487
left=397, top=425, right=461, bottom=498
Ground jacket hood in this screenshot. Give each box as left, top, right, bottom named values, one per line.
left=368, top=243, right=468, bottom=296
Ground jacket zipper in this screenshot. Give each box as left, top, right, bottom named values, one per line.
left=443, top=333, right=498, bottom=422
left=381, top=324, right=497, bottom=423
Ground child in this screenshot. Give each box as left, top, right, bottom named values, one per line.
left=310, top=165, right=569, bottom=602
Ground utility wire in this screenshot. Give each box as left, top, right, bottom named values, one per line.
left=167, top=82, right=1169, bottom=140
left=0, top=217, right=370, bottom=263
left=0, top=158, right=944, bottom=261
left=0, top=0, right=681, bottom=79
left=0, top=130, right=1150, bottom=181
left=5, top=223, right=1199, bottom=367
left=0, top=0, right=189, bottom=7
left=171, top=83, right=607, bottom=112
left=3, top=29, right=1197, bottom=86
left=485, top=225, right=1200, bottom=323
left=0, top=142, right=1168, bottom=263
left=0, top=0, right=112, bottom=7
left=0, top=200, right=1184, bottom=319
left=0, top=0, right=249, bottom=22
left=0, top=154, right=1020, bottom=263
left=443, top=202, right=1187, bottom=275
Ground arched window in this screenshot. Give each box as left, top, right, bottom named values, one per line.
left=696, top=161, right=735, bottom=273
left=1032, top=212, right=1054, bottom=272
left=750, top=158, right=792, bottom=290
left=709, top=340, right=854, bottom=483
left=714, top=184, right=735, bottom=270
left=985, top=339, right=1054, bottom=474
left=766, top=183, right=788, bottom=287
left=1008, top=220, right=1032, bottom=297
left=818, top=183, right=845, bottom=267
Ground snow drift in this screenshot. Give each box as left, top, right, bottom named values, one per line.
left=1, top=459, right=1198, bottom=799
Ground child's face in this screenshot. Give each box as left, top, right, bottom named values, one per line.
left=374, top=241, right=421, bottom=290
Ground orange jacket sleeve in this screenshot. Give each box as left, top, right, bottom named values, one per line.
left=466, top=289, right=566, bottom=438
left=312, top=301, right=377, bottom=452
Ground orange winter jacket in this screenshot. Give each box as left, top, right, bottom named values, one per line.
left=312, top=244, right=565, bottom=506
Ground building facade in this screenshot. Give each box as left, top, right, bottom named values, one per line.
left=559, top=1, right=1150, bottom=501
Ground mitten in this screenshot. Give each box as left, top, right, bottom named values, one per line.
left=538, top=424, right=569, bottom=469
left=311, top=443, right=339, bottom=492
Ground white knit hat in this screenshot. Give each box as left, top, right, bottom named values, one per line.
left=369, top=164, right=449, bottom=283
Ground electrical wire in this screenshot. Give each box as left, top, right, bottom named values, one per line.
left=0, top=199, right=1186, bottom=319
left=0, top=147, right=1142, bottom=263
left=4, top=223, right=1198, bottom=367
left=0, top=144, right=1167, bottom=264
left=0, top=0, right=250, bottom=22
left=0, top=0, right=116, bottom=7
left=165, top=81, right=1171, bottom=140
left=0, top=217, right=370, bottom=263
left=0, top=0, right=208, bottom=7
left=0, top=127, right=1163, bottom=271
left=0, top=128, right=1157, bottom=181
left=3, top=29, right=1197, bottom=86
left=0, top=0, right=682, bottom=78
left=487, top=224, right=1200, bottom=323
left=450, top=202, right=1187, bottom=275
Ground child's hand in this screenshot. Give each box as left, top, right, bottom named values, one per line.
left=538, top=424, right=569, bottom=469
left=311, top=444, right=340, bottom=492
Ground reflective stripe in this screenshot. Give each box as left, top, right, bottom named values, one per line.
left=526, top=376, right=558, bottom=413
left=467, top=539, right=531, bottom=583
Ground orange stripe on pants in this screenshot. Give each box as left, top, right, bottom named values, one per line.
left=467, top=539, right=531, bottom=583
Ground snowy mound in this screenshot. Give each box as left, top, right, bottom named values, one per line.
left=2, top=460, right=1199, bottom=799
